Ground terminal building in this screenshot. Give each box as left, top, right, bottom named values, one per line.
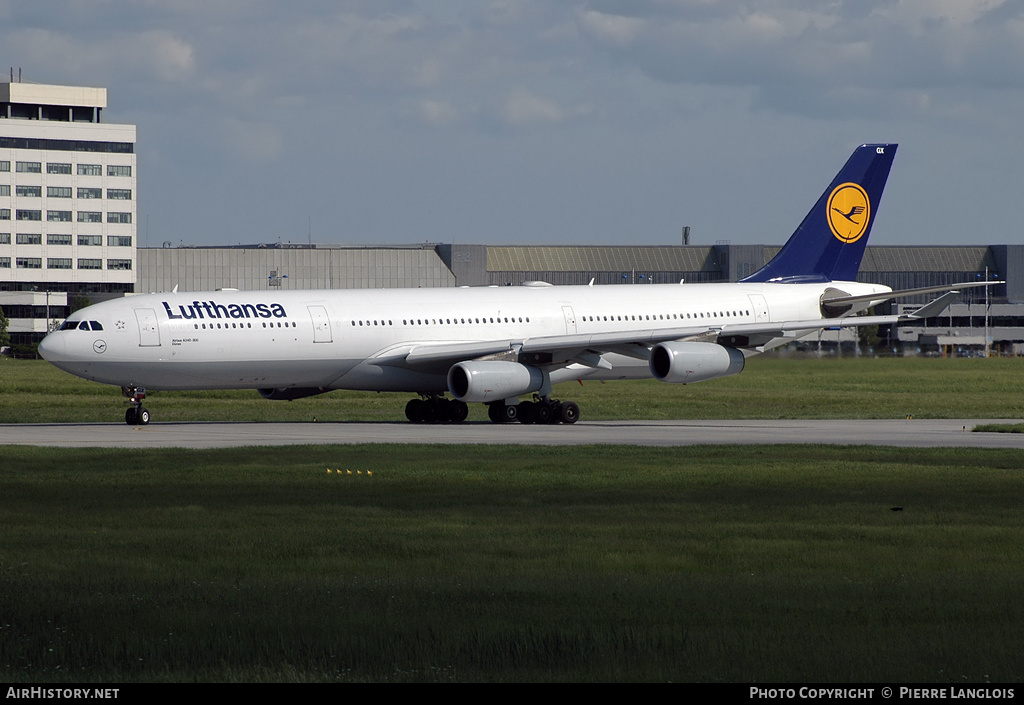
left=1, top=80, right=1021, bottom=356
left=0, top=79, right=136, bottom=344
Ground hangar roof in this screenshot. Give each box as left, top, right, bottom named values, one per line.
left=487, top=246, right=716, bottom=272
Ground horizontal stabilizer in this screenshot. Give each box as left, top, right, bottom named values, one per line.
left=821, top=280, right=1003, bottom=308
left=905, top=291, right=961, bottom=320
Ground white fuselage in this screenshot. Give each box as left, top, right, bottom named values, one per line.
left=38, top=280, right=889, bottom=394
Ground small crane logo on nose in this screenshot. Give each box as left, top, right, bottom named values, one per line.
left=93, top=340, right=107, bottom=354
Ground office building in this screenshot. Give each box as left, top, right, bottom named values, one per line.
left=0, top=80, right=136, bottom=345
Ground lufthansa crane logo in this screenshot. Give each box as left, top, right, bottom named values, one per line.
left=827, top=182, right=871, bottom=243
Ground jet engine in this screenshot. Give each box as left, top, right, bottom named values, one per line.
left=447, top=361, right=544, bottom=403
left=649, top=341, right=745, bottom=384
left=257, top=387, right=329, bottom=401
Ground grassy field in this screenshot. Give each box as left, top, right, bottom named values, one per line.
left=2, top=444, right=1024, bottom=682
left=3, top=354, right=1024, bottom=423
left=3, top=356, right=1023, bottom=681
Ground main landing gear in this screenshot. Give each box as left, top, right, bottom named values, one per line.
left=487, top=397, right=580, bottom=425
left=403, top=395, right=580, bottom=424
left=122, top=386, right=151, bottom=426
left=405, top=395, right=470, bottom=424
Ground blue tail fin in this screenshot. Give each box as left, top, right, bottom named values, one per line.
left=740, top=143, right=897, bottom=283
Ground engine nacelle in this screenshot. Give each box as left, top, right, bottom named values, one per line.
left=447, top=361, right=544, bottom=403
left=257, top=387, right=329, bottom=401
left=649, top=342, right=745, bottom=384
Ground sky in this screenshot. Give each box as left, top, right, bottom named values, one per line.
left=2, top=0, right=1022, bottom=249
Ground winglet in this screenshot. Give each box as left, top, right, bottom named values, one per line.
left=741, top=144, right=897, bottom=284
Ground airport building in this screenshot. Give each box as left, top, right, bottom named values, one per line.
left=0, top=79, right=136, bottom=345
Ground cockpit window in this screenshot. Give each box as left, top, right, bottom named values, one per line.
left=58, top=320, right=102, bottom=331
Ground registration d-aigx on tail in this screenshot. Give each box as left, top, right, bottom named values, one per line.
left=38, top=143, right=991, bottom=426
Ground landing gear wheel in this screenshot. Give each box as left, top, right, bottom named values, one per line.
left=405, top=398, right=424, bottom=423
left=511, top=397, right=581, bottom=425
left=533, top=402, right=553, bottom=424
left=517, top=400, right=536, bottom=424
left=122, top=386, right=150, bottom=426
left=488, top=402, right=503, bottom=423
left=419, top=400, right=440, bottom=424
left=124, top=406, right=150, bottom=426
left=488, top=402, right=518, bottom=423
left=407, top=397, right=469, bottom=424
left=558, top=401, right=580, bottom=424
left=447, top=400, right=469, bottom=424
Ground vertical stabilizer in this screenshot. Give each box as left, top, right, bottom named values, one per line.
left=740, top=144, right=897, bottom=283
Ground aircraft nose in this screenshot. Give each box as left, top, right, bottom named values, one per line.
left=37, top=332, right=66, bottom=361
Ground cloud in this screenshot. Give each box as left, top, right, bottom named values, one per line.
left=416, top=99, right=462, bottom=127
left=575, top=0, right=1024, bottom=118
left=216, top=116, right=285, bottom=164
left=577, top=9, right=645, bottom=47
left=147, top=32, right=196, bottom=80
left=2, top=26, right=195, bottom=87
left=500, top=87, right=566, bottom=126
left=3, top=1, right=1021, bottom=247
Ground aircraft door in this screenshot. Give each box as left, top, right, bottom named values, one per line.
left=135, top=308, right=161, bottom=347
left=308, top=305, right=333, bottom=343
left=562, top=306, right=577, bottom=334
left=748, top=294, right=770, bottom=323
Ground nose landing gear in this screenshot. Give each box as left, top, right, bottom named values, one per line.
left=122, top=386, right=150, bottom=426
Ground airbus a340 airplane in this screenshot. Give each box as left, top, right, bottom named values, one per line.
left=39, top=143, right=993, bottom=426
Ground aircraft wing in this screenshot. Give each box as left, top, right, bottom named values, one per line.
left=395, top=316, right=902, bottom=370
left=396, top=293, right=956, bottom=370
left=400, top=325, right=711, bottom=368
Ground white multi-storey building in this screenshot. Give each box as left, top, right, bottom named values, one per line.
left=1, top=80, right=136, bottom=346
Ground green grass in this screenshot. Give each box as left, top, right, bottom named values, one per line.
left=2, top=444, right=1024, bottom=682
left=4, top=355, right=1024, bottom=681
left=3, top=355, right=1024, bottom=423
